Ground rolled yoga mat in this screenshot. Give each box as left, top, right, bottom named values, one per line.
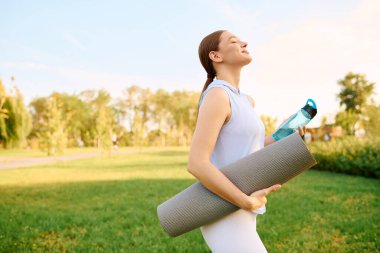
left=157, top=133, right=317, bottom=237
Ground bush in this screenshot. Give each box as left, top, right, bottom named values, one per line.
left=308, top=136, right=380, bottom=178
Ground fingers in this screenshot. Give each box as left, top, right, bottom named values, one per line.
left=250, top=184, right=282, bottom=197
left=299, top=126, right=304, bottom=136
left=271, top=184, right=282, bottom=192
left=293, top=126, right=307, bottom=137
left=264, top=184, right=282, bottom=195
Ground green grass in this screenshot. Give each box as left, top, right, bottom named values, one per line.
left=0, top=149, right=379, bottom=252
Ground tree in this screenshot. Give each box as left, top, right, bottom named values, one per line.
left=12, top=86, right=32, bottom=148
left=0, top=79, right=32, bottom=148
left=95, top=105, right=113, bottom=154
left=0, top=80, right=8, bottom=120
left=167, top=90, right=199, bottom=146
left=336, top=72, right=375, bottom=114
left=260, top=115, right=278, bottom=135
left=91, top=89, right=114, bottom=154
left=334, top=110, right=359, bottom=136
left=335, top=72, right=377, bottom=136
left=121, top=85, right=142, bottom=146
left=0, top=80, right=9, bottom=144
left=37, top=95, right=68, bottom=155
left=151, top=89, right=171, bottom=146
left=361, top=104, right=380, bottom=137
left=319, top=115, right=328, bottom=130
left=120, top=86, right=155, bottom=146
left=136, top=87, right=153, bottom=146
left=51, top=92, right=92, bottom=147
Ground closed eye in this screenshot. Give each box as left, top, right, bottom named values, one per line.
left=231, top=38, right=242, bottom=44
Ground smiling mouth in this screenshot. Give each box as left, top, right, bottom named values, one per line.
left=242, top=51, right=249, bottom=55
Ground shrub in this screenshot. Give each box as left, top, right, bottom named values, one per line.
left=308, top=136, right=380, bottom=178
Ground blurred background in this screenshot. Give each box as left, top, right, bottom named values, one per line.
left=0, top=0, right=379, bottom=252
left=1, top=0, right=380, bottom=150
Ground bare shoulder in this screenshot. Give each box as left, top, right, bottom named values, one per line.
left=245, top=94, right=255, bottom=108
left=202, top=87, right=229, bottom=105
left=188, top=87, right=230, bottom=171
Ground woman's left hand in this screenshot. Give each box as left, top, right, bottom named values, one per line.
left=294, top=126, right=306, bottom=139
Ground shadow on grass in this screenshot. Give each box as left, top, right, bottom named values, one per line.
left=0, top=178, right=209, bottom=253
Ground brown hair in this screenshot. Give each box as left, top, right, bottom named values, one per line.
left=196, top=29, right=226, bottom=117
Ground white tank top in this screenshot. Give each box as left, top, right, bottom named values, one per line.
left=198, top=78, right=267, bottom=214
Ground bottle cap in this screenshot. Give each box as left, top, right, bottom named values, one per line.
left=302, top=98, right=317, bottom=118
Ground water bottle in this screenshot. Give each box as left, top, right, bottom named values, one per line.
left=272, top=98, right=317, bottom=141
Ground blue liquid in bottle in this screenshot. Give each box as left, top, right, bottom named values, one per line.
left=272, top=98, right=317, bottom=141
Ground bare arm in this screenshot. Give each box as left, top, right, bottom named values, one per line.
left=264, top=134, right=276, bottom=147
left=187, top=88, right=250, bottom=209
left=188, top=89, right=281, bottom=211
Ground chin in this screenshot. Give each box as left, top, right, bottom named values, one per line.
left=242, top=56, right=252, bottom=65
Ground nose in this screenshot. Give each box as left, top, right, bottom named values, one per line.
left=240, top=40, right=248, bottom=48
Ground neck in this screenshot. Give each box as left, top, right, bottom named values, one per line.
left=215, top=66, right=242, bottom=91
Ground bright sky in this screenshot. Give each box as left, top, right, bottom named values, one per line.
left=1, top=0, right=379, bottom=128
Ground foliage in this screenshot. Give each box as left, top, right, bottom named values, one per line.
left=335, top=72, right=377, bottom=136
left=0, top=80, right=8, bottom=119
left=37, top=95, right=68, bottom=156
left=308, top=137, right=380, bottom=178
left=0, top=79, right=32, bottom=148
left=336, top=72, right=375, bottom=114
left=361, top=104, right=380, bottom=137
left=334, top=109, right=359, bottom=136
left=260, top=115, right=278, bottom=135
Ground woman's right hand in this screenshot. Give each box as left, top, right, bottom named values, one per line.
left=241, top=184, right=282, bottom=211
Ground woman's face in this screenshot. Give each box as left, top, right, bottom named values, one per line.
left=210, top=31, right=252, bottom=66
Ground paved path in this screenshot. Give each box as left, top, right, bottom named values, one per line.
left=0, top=150, right=143, bottom=170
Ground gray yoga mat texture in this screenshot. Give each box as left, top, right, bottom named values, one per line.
left=157, top=133, right=317, bottom=237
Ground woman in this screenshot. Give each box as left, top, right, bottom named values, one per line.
left=187, top=30, right=306, bottom=252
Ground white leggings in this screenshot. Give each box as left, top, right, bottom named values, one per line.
left=200, top=209, right=268, bottom=253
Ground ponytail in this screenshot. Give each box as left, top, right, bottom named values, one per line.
left=196, top=74, right=215, bottom=120
left=195, top=29, right=225, bottom=124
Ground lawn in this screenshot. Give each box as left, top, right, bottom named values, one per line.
left=0, top=148, right=379, bottom=252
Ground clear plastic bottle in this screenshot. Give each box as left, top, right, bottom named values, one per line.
left=272, top=98, right=317, bottom=141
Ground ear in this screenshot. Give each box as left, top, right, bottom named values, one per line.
left=209, top=51, right=223, bottom=63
